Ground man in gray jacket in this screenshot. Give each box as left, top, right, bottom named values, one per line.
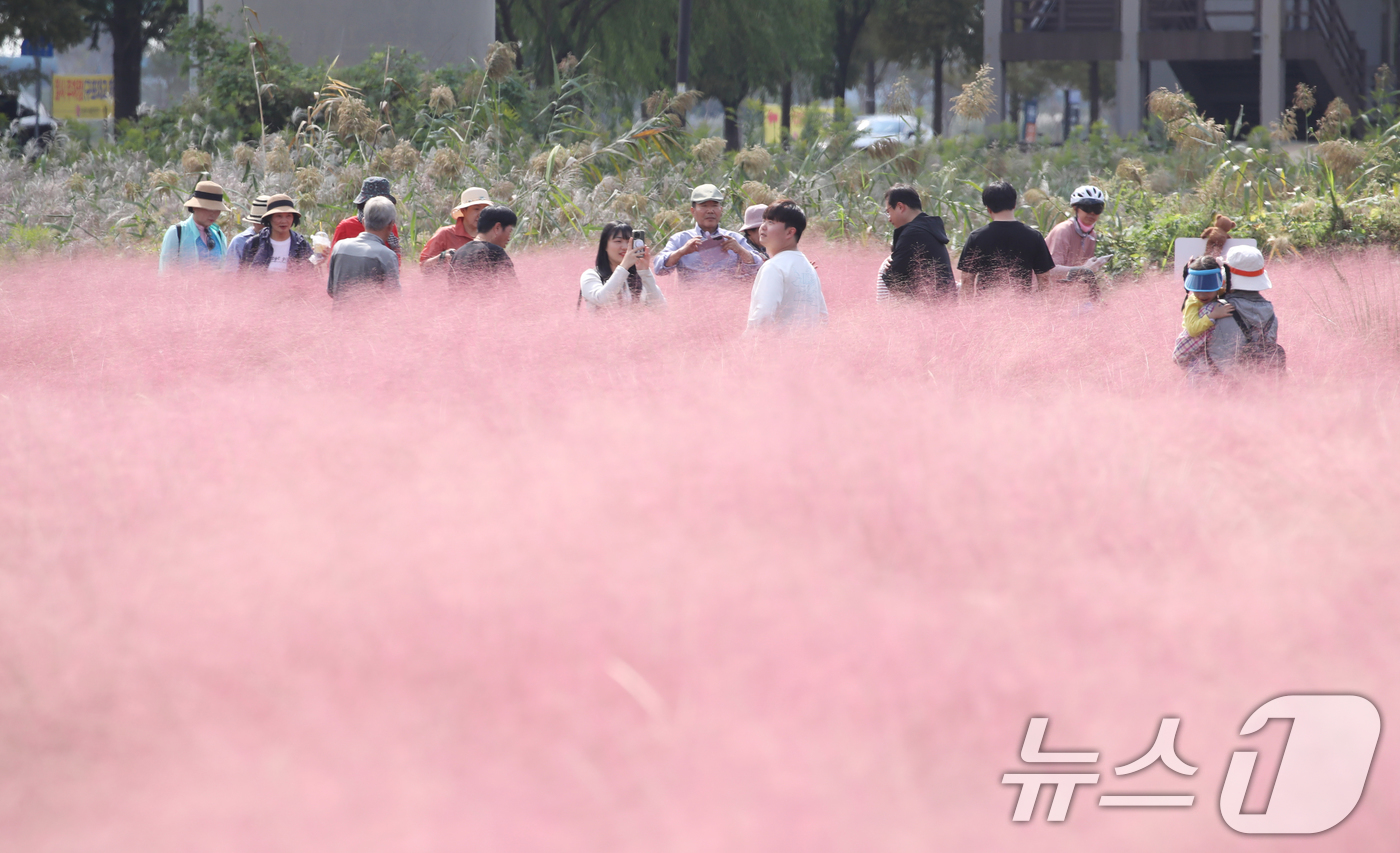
left=327, top=196, right=401, bottom=301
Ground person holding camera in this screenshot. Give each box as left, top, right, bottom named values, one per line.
left=579, top=221, right=665, bottom=310
left=419, top=187, right=493, bottom=269
left=1045, top=185, right=1108, bottom=299
left=653, top=184, right=762, bottom=284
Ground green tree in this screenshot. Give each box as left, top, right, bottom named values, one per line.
left=690, top=0, right=825, bottom=149
left=163, top=13, right=318, bottom=140
left=872, top=0, right=980, bottom=134
left=0, top=0, right=88, bottom=52
left=829, top=0, right=880, bottom=110
left=496, top=0, right=656, bottom=84
left=80, top=0, right=185, bottom=120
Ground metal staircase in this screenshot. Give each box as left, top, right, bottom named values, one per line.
left=1144, top=0, right=1365, bottom=127
left=999, top=0, right=1368, bottom=129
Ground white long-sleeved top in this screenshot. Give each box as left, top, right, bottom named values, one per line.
left=746, top=249, right=827, bottom=330
left=580, top=264, right=665, bottom=309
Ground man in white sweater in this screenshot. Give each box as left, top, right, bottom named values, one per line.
left=746, top=200, right=828, bottom=331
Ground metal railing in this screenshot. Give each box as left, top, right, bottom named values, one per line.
left=1007, top=0, right=1120, bottom=32
left=1144, top=0, right=1259, bottom=31
left=1287, top=0, right=1366, bottom=102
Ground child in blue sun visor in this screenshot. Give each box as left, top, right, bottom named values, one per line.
left=1172, top=256, right=1236, bottom=371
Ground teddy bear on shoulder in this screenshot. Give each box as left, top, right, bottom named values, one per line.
left=1200, top=213, right=1235, bottom=259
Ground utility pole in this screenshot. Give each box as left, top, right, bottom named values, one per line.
left=676, top=0, right=693, bottom=93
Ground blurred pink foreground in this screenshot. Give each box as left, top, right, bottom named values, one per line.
left=1, top=245, right=1398, bottom=851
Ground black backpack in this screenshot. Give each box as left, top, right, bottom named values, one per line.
left=1229, top=308, right=1286, bottom=374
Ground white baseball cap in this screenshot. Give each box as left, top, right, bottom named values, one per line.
left=1225, top=245, right=1272, bottom=291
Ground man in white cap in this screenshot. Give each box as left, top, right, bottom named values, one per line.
left=419, top=187, right=492, bottom=267
left=225, top=194, right=270, bottom=271
left=1207, top=245, right=1284, bottom=375
left=653, top=183, right=762, bottom=283
left=159, top=180, right=230, bottom=273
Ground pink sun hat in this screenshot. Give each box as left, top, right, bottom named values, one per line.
left=742, top=204, right=768, bottom=231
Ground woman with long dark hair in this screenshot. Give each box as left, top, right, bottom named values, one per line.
left=580, top=221, right=665, bottom=310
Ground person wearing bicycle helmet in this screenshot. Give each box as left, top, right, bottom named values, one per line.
left=1045, top=185, right=1107, bottom=298
left=1046, top=185, right=1105, bottom=267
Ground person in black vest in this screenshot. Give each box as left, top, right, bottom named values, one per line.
left=876, top=185, right=955, bottom=300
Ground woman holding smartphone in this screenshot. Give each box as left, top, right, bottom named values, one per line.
left=579, top=221, right=666, bottom=310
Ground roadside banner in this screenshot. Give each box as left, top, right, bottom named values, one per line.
left=53, top=75, right=114, bottom=120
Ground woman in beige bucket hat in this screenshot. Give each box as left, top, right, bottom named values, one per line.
left=238, top=194, right=315, bottom=273
left=159, top=180, right=230, bottom=273
left=419, top=187, right=493, bottom=267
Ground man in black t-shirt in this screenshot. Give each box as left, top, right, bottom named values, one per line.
left=957, top=181, right=1105, bottom=292
left=450, top=205, right=519, bottom=288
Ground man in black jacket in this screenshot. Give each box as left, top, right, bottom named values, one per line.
left=877, top=185, right=955, bottom=300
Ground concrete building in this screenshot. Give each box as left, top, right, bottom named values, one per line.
left=210, top=0, right=495, bottom=69
left=983, top=0, right=1387, bottom=134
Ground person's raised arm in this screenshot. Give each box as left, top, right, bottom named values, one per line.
left=635, top=246, right=665, bottom=304
left=655, top=232, right=700, bottom=274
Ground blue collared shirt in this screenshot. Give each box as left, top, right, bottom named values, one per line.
left=652, top=224, right=763, bottom=282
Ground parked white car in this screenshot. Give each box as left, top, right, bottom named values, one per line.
left=852, top=114, right=928, bottom=149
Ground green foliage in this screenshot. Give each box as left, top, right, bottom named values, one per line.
left=0, top=0, right=89, bottom=51
left=10, top=22, right=1400, bottom=273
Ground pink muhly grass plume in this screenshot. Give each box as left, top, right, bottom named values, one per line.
left=0, top=244, right=1398, bottom=851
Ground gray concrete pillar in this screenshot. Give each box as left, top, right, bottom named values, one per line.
left=985, top=0, right=1004, bottom=123
left=1260, top=0, right=1285, bottom=126
left=1117, top=0, right=1142, bottom=135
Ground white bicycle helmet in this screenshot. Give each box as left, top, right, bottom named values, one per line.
left=1070, top=185, right=1107, bottom=206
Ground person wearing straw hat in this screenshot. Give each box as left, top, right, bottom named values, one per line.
left=239, top=194, right=314, bottom=273
left=159, top=180, right=230, bottom=273
left=1207, top=245, right=1285, bottom=375
left=225, top=194, right=270, bottom=271
left=420, top=187, right=492, bottom=267
left=331, top=176, right=402, bottom=260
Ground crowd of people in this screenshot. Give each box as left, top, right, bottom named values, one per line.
left=155, top=174, right=1282, bottom=376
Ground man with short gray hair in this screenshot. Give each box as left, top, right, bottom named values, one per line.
left=327, top=195, right=401, bottom=301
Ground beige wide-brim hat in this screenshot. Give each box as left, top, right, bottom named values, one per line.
left=244, top=194, right=271, bottom=226
left=453, top=187, right=493, bottom=217
left=184, top=180, right=230, bottom=212
left=260, top=193, right=302, bottom=227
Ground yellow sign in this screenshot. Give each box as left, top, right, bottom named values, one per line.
left=763, top=103, right=833, bottom=144
left=53, top=75, right=114, bottom=120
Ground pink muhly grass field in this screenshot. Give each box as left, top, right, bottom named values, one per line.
left=1, top=243, right=1398, bottom=851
